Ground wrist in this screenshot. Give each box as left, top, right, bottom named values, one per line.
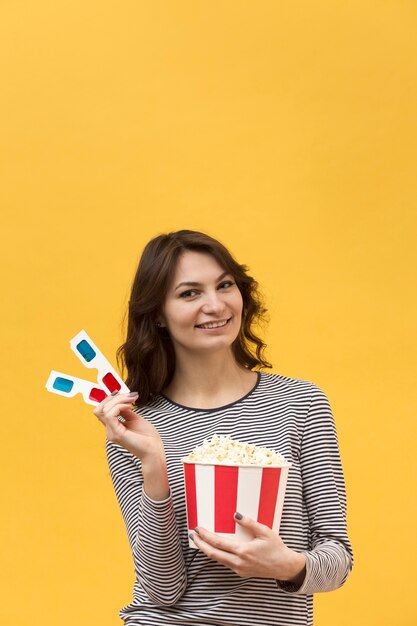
left=279, top=550, right=306, bottom=583
left=142, top=453, right=170, bottom=501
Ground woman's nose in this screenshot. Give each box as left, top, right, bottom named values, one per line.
left=201, top=291, right=226, bottom=314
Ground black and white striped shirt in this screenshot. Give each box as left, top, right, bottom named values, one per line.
left=106, top=372, right=353, bottom=626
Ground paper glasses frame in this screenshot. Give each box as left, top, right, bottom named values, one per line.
left=46, top=329, right=130, bottom=406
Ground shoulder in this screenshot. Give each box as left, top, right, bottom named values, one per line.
left=257, top=373, right=332, bottom=421
left=259, top=371, right=327, bottom=401
left=259, top=374, right=336, bottom=444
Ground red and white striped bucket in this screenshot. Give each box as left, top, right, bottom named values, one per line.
left=182, top=461, right=291, bottom=548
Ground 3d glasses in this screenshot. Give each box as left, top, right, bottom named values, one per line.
left=46, top=330, right=130, bottom=406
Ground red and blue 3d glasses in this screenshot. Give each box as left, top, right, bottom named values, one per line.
left=46, top=330, right=129, bottom=406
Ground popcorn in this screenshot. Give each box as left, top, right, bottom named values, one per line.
left=182, top=434, right=290, bottom=467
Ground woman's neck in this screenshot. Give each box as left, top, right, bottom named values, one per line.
left=162, top=350, right=258, bottom=409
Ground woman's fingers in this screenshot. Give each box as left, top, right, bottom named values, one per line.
left=93, top=391, right=138, bottom=425
left=190, top=531, right=241, bottom=571
left=92, top=390, right=164, bottom=459
left=192, top=527, right=241, bottom=554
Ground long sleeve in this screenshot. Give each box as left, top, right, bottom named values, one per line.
left=277, top=385, right=353, bottom=594
left=105, top=439, right=187, bottom=605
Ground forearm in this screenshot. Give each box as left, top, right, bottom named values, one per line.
left=106, top=441, right=187, bottom=606
left=134, top=487, right=187, bottom=605
left=277, top=541, right=352, bottom=594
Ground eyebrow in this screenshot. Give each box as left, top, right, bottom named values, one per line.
left=174, top=271, right=232, bottom=291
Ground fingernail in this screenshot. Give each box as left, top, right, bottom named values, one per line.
left=110, top=390, right=119, bottom=396
left=234, top=512, right=243, bottom=520
left=193, top=527, right=200, bottom=534
left=189, top=532, right=195, bottom=541
left=128, top=391, right=139, bottom=396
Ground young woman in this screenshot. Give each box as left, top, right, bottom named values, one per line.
left=94, top=229, right=353, bottom=626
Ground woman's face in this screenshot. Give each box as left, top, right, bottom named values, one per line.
left=159, top=251, right=243, bottom=357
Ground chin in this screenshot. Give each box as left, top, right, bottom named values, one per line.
left=196, top=338, right=237, bottom=352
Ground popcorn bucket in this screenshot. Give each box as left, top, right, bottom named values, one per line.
left=182, top=461, right=291, bottom=548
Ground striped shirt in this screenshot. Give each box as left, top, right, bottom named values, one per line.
left=106, top=372, right=353, bottom=625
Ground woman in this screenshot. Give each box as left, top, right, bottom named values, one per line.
left=94, top=229, right=353, bottom=626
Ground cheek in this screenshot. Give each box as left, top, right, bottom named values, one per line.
left=232, top=292, right=244, bottom=314
left=167, top=302, right=197, bottom=328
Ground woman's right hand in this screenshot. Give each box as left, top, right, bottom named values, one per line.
left=93, top=391, right=165, bottom=465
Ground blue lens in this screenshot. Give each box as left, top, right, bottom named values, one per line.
left=76, top=339, right=96, bottom=362
left=53, top=377, right=74, bottom=393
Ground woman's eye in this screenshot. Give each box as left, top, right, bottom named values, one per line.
left=180, top=290, right=198, bottom=298
left=179, top=282, right=234, bottom=298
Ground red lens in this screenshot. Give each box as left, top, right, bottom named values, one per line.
left=89, top=388, right=107, bottom=403
left=102, top=373, right=121, bottom=393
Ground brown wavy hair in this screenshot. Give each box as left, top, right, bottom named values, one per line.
left=117, top=230, right=272, bottom=405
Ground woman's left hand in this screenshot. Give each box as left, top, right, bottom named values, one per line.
left=190, top=513, right=306, bottom=583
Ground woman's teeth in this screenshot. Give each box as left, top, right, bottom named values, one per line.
left=196, top=319, right=229, bottom=329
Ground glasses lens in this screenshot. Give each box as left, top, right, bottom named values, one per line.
left=76, top=340, right=96, bottom=362
left=102, top=373, right=121, bottom=393
left=53, top=377, right=74, bottom=393
left=89, top=388, right=107, bottom=403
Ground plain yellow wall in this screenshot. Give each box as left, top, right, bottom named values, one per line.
left=1, top=2, right=416, bottom=625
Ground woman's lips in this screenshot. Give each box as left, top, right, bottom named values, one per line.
left=195, top=317, right=232, bottom=330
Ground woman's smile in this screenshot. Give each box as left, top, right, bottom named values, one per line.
left=195, top=317, right=233, bottom=330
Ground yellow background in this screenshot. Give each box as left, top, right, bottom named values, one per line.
left=1, top=1, right=416, bottom=624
